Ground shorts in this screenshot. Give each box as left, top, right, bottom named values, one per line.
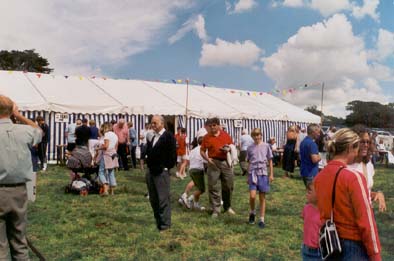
left=177, top=154, right=188, bottom=162
left=189, top=169, right=205, bottom=193
left=248, top=175, right=270, bottom=193
left=302, top=176, right=314, bottom=188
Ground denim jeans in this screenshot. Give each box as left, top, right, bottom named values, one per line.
left=326, top=239, right=368, bottom=261
left=301, top=244, right=321, bottom=261
left=98, top=158, right=117, bottom=186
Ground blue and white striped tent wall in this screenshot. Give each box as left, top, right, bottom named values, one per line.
left=22, top=111, right=146, bottom=162
left=23, top=110, right=308, bottom=162
left=178, top=116, right=308, bottom=147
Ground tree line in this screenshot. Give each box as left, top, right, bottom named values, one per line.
left=306, top=101, right=394, bottom=129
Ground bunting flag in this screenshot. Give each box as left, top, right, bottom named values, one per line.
left=10, top=70, right=319, bottom=98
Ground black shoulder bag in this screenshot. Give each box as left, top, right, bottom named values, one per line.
left=319, top=166, right=344, bottom=260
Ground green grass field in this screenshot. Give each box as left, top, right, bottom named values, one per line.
left=26, top=164, right=394, bottom=260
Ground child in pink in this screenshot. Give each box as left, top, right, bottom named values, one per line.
left=301, top=183, right=321, bottom=260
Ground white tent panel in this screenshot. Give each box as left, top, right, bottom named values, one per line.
left=0, top=71, right=47, bottom=111
left=27, top=73, right=123, bottom=114
left=146, top=82, right=242, bottom=119
left=92, top=79, right=185, bottom=115
left=0, top=70, right=320, bottom=123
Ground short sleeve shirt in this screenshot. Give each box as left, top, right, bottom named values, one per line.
left=113, top=123, right=129, bottom=144
left=104, top=131, right=118, bottom=150
left=300, top=136, right=319, bottom=177
left=0, top=119, right=42, bottom=184
left=247, top=142, right=273, bottom=175
left=66, top=123, right=77, bottom=143
left=201, top=131, right=233, bottom=160
left=240, top=134, right=254, bottom=151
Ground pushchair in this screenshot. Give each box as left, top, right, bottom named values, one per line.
left=64, top=146, right=101, bottom=196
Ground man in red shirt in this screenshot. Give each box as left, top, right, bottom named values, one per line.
left=200, top=117, right=235, bottom=217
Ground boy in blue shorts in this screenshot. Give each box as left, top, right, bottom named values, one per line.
left=246, top=128, right=274, bottom=228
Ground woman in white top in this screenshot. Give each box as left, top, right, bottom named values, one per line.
left=349, top=125, right=386, bottom=212
left=96, top=122, right=119, bottom=196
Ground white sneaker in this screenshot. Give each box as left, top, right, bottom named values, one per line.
left=225, top=208, right=236, bottom=215
left=179, top=194, right=191, bottom=209
left=193, top=202, right=205, bottom=211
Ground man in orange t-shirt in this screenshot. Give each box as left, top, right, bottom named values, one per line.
left=200, top=117, right=235, bottom=217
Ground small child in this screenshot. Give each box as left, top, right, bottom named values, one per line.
left=301, top=183, right=321, bottom=260
left=246, top=128, right=273, bottom=228
left=178, top=137, right=206, bottom=210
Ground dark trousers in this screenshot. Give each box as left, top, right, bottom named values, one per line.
left=130, top=145, right=137, bottom=168
left=239, top=150, right=248, bottom=175
left=37, top=142, right=47, bottom=167
left=146, top=169, right=171, bottom=230
left=0, top=185, right=29, bottom=260
left=117, top=143, right=129, bottom=170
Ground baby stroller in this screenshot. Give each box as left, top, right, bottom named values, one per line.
left=64, top=146, right=101, bottom=196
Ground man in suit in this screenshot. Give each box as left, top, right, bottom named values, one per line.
left=145, top=115, right=177, bottom=232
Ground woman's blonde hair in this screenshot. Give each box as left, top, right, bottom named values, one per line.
left=100, top=122, right=112, bottom=136
left=326, top=128, right=360, bottom=157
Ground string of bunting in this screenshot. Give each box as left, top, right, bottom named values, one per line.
left=5, top=70, right=321, bottom=97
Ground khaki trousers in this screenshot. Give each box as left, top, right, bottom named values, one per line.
left=207, top=159, right=234, bottom=214
left=0, top=185, right=29, bottom=261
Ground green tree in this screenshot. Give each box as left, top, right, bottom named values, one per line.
left=305, top=105, right=323, bottom=117
left=0, top=49, right=53, bottom=73
left=305, top=105, right=345, bottom=126
left=345, top=100, right=394, bottom=128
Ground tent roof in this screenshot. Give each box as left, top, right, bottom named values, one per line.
left=0, top=70, right=320, bottom=123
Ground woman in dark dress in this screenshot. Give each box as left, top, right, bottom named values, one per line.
left=282, top=125, right=297, bottom=178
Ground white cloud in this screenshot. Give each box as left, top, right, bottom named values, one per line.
left=275, top=0, right=380, bottom=20
left=310, top=0, right=352, bottom=17
left=371, top=29, right=394, bottom=61
left=352, top=0, right=380, bottom=21
left=227, top=0, right=258, bottom=14
left=0, top=0, right=193, bottom=75
left=168, top=14, right=208, bottom=44
left=200, top=38, right=263, bottom=67
left=262, top=14, right=389, bottom=117
left=283, top=0, right=304, bottom=8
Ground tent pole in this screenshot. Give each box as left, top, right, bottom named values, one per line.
left=185, top=79, right=189, bottom=130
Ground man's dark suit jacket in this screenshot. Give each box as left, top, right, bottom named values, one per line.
left=146, top=130, right=177, bottom=175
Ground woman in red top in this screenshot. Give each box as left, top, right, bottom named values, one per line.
left=314, top=128, right=381, bottom=261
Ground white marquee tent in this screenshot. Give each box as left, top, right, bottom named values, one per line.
left=0, top=70, right=320, bottom=161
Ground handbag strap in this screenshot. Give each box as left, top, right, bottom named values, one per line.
left=331, top=166, right=345, bottom=222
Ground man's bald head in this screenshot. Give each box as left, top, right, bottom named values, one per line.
left=0, top=95, right=14, bottom=118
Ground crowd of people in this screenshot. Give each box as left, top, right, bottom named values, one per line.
left=0, top=93, right=388, bottom=260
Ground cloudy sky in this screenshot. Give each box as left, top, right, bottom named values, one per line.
left=1, top=0, right=393, bottom=117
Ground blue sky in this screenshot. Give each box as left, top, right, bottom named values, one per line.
left=1, top=0, right=393, bottom=117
